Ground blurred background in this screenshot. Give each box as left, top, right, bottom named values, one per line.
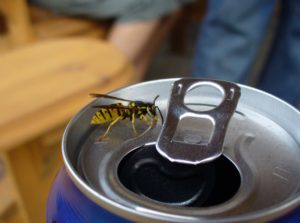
left=0, top=0, right=299, bottom=222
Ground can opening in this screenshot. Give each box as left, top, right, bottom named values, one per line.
left=118, top=144, right=241, bottom=207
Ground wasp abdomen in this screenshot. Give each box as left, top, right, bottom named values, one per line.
left=91, top=103, right=124, bottom=125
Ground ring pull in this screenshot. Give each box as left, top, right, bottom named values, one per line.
left=156, top=78, right=241, bottom=165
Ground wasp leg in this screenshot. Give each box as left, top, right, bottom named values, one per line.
left=150, top=118, right=158, bottom=128
left=98, top=116, right=122, bottom=141
left=146, top=108, right=158, bottom=128
left=141, top=115, right=157, bottom=128
left=141, top=115, right=151, bottom=126
left=131, top=113, right=138, bottom=136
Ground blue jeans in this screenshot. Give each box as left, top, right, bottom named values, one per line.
left=192, top=0, right=300, bottom=107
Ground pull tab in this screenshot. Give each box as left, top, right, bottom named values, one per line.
left=156, top=78, right=241, bottom=165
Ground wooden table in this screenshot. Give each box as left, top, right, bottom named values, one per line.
left=0, top=38, right=134, bottom=223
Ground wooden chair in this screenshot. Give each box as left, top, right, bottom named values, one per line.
left=0, top=38, right=134, bottom=223
left=0, top=0, right=110, bottom=51
left=0, top=0, right=34, bottom=49
left=0, top=0, right=205, bottom=54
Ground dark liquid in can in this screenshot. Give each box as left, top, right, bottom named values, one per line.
left=118, top=144, right=241, bottom=207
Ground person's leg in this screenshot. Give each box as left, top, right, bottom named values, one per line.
left=192, top=0, right=276, bottom=83
left=107, top=19, right=160, bottom=82
left=108, top=10, right=182, bottom=82
left=108, top=20, right=160, bottom=65
left=258, top=0, right=300, bottom=107
left=29, top=0, right=191, bottom=81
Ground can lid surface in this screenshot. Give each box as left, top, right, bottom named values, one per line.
left=62, top=78, right=300, bottom=222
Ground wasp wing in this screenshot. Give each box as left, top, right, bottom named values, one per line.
left=92, top=104, right=138, bottom=110
left=90, top=93, right=134, bottom=103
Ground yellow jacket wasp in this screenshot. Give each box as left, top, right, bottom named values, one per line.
left=90, top=93, right=163, bottom=141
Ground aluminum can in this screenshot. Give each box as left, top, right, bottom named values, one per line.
left=47, top=78, right=300, bottom=223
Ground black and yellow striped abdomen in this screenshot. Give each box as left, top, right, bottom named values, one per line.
left=90, top=103, right=130, bottom=125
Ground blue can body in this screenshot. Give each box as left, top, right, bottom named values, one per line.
left=47, top=167, right=131, bottom=223
left=47, top=167, right=300, bottom=223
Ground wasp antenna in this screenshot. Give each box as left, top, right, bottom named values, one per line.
left=153, top=95, right=160, bottom=104
left=89, top=93, right=133, bottom=102
left=156, top=106, right=164, bottom=124
left=89, top=93, right=99, bottom=97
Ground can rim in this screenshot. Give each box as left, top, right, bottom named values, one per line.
left=62, top=78, right=300, bottom=222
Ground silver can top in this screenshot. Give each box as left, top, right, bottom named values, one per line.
left=62, top=78, right=300, bottom=223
